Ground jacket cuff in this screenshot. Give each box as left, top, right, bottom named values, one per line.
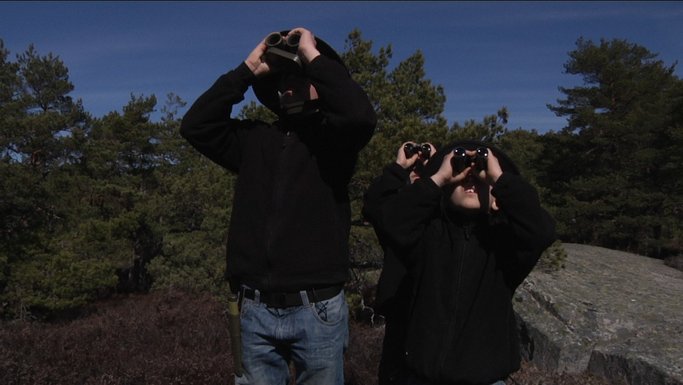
left=234, top=61, right=258, bottom=84
left=491, top=172, right=537, bottom=205
left=415, top=175, right=444, bottom=197
left=305, top=55, right=346, bottom=79
left=214, top=62, right=257, bottom=91
left=491, top=172, right=510, bottom=192
left=385, top=162, right=411, bottom=180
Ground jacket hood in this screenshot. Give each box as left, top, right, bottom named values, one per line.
left=252, top=30, right=347, bottom=115
left=421, top=140, right=520, bottom=217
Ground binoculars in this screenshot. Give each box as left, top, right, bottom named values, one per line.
left=266, top=32, right=301, bottom=48
left=404, top=143, right=432, bottom=159
left=452, top=147, right=488, bottom=173
left=263, top=32, right=302, bottom=72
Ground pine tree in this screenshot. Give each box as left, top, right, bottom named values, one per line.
left=545, top=37, right=683, bottom=257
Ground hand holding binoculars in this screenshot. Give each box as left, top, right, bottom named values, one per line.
left=263, top=32, right=302, bottom=72
left=404, top=143, right=432, bottom=159
left=451, top=147, right=488, bottom=173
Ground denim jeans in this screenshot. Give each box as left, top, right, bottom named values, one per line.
left=234, top=288, right=349, bottom=385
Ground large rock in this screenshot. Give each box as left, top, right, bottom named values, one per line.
left=514, top=243, right=683, bottom=385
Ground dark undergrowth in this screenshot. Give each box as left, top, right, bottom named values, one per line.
left=0, top=290, right=612, bottom=385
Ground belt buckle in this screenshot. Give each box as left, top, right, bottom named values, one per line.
left=272, top=292, right=288, bottom=308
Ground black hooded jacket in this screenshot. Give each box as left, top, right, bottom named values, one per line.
left=363, top=142, right=556, bottom=384
left=180, top=54, right=376, bottom=292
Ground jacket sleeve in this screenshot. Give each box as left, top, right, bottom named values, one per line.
left=305, top=55, right=377, bottom=152
left=491, top=173, right=557, bottom=287
left=179, top=62, right=257, bottom=172
left=362, top=162, right=411, bottom=223
left=364, top=174, right=443, bottom=250
left=362, top=163, right=413, bottom=313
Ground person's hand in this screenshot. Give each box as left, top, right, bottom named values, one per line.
left=478, top=148, right=503, bottom=185
left=244, top=36, right=270, bottom=77
left=409, top=142, right=437, bottom=183
left=422, top=142, right=437, bottom=162
left=289, top=27, right=320, bottom=63
left=431, top=148, right=503, bottom=187
left=430, top=151, right=470, bottom=187
left=396, top=141, right=419, bottom=169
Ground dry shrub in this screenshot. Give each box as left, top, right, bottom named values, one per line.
left=1, top=290, right=612, bottom=385
left=0, top=289, right=233, bottom=385
left=345, top=322, right=384, bottom=385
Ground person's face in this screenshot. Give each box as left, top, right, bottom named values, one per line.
left=448, top=174, right=494, bottom=211
left=277, top=73, right=318, bottom=108
left=447, top=149, right=498, bottom=213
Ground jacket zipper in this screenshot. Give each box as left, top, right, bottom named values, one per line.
left=265, top=130, right=291, bottom=279
left=437, top=223, right=471, bottom=374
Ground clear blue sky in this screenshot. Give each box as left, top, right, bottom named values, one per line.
left=1, top=1, right=682, bottom=133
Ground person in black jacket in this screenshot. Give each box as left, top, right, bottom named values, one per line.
left=180, top=27, right=376, bottom=385
left=363, top=141, right=437, bottom=385
left=363, top=140, right=556, bottom=385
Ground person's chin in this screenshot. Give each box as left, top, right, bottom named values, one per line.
left=461, top=205, right=481, bottom=213
left=461, top=194, right=481, bottom=207
left=449, top=201, right=481, bottom=213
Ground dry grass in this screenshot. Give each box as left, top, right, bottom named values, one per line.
left=0, top=290, right=612, bottom=385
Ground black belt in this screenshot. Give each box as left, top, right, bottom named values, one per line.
left=240, top=284, right=343, bottom=308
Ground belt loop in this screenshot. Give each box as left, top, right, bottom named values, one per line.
left=299, top=290, right=311, bottom=306
left=237, top=286, right=244, bottom=308
left=241, top=285, right=261, bottom=304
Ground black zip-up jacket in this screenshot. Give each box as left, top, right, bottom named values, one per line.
left=363, top=165, right=556, bottom=384
left=363, top=163, right=412, bottom=316
left=180, top=55, right=376, bottom=292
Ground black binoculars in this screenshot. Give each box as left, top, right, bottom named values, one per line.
left=452, top=147, right=488, bottom=173
left=404, top=143, right=432, bottom=159
left=263, top=32, right=302, bottom=72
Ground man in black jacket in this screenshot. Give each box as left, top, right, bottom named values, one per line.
left=180, top=27, right=376, bottom=385
left=363, top=140, right=556, bottom=385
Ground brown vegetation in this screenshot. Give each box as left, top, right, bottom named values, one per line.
left=0, top=290, right=612, bottom=385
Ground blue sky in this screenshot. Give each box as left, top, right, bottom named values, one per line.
left=1, top=1, right=682, bottom=133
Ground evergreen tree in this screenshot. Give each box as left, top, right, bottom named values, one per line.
left=147, top=94, right=233, bottom=295
left=545, top=37, right=682, bottom=257
left=0, top=42, right=113, bottom=318
left=341, top=29, right=449, bottom=219
left=447, top=108, right=510, bottom=144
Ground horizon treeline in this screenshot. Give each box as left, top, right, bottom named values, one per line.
left=1, top=30, right=681, bottom=320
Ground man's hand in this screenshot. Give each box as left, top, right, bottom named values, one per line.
left=244, top=36, right=271, bottom=77
left=289, top=27, right=320, bottom=63
left=245, top=28, right=321, bottom=77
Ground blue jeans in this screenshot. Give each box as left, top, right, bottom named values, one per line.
left=235, top=288, right=349, bottom=385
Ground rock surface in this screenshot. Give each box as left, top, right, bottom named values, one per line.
left=514, top=243, right=683, bottom=385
